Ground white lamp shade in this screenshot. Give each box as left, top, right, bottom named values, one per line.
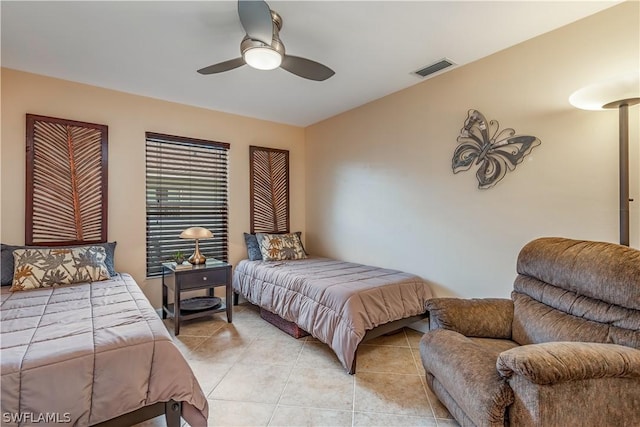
left=244, top=47, right=282, bottom=70
left=179, top=227, right=213, bottom=239
left=569, top=71, right=640, bottom=111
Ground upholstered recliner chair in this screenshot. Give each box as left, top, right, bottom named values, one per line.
left=420, top=237, right=640, bottom=427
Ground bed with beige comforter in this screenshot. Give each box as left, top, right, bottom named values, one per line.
left=232, top=257, right=433, bottom=372
left=0, top=273, right=208, bottom=426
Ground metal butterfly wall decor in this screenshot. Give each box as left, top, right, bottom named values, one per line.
left=452, top=109, right=541, bottom=189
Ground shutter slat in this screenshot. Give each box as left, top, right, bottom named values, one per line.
left=145, top=135, right=229, bottom=276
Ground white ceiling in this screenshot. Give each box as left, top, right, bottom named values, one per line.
left=1, top=1, right=619, bottom=127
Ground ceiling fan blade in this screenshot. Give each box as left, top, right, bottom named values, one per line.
left=238, top=0, right=273, bottom=45
left=197, top=57, right=246, bottom=75
left=280, top=55, right=335, bottom=81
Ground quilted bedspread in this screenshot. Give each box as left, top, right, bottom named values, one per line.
left=233, top=257, right=433, bottom=371
left=0, top=274, right=208, bottom=426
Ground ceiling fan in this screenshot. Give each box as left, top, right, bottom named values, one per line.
left=197, top=0, right=334, bottom=81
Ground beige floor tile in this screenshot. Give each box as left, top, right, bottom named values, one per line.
left=269, top=405, right=352, bottom=426
left=131, top=415, right=193, bottom=427
left=207, top=399, right=275, bottom=427
left=353, top=411, right=438, bottom=426
left=132, top=415, right=167, bottom=427
left=436, top=418, right=461, bottom=426
left=187, top=360, right=233, bottom=396
left=279, top=366, right=355, bottom=411
left=212, top=320, right=262, bottom=340
left=237, top=336, right=304, bottom=366
left=405, top=328, right=425, bottom=349
left=355, top=372, right=431, bottom=417
left=187, top=332, right=251, bottom=363
left=164, top=306, right=457, bottom=427
left=209, top=363, right=292, bottom=403
left=216, top=319, right=269, bottom=341
left=170, top=335, right=209, bottom=359
left=163, top=316, right=226, bottom=337
left=356, top=344, right=420, bottom=374
left=364, top=330, right=410, bottom=347
left=296, top=342, right=344, bottom=370
left=229, top=309, right=264, bottom=326
left=234, top=302, right=261, bottom=313
left=411, top=348, right=426, bottom=377
left=174, top=334, right=209, bottom=348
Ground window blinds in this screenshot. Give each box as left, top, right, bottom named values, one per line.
left=145, top=132, right=229, bottom=277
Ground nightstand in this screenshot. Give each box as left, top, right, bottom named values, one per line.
left=162, top=260, right=232, bottom=335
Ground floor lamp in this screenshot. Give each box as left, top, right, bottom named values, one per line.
left=569, top=71, right=640, bottom=246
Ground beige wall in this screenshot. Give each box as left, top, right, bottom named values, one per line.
left=1, top=3, right=638, bottom=306
left=1, top=69, right=305, bottom=306
left=305, top=2, right=639, bottom=298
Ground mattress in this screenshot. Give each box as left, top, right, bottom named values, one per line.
left=0, top=273, right=208, bottom=426
left=232, top=257, right=433, bottom=371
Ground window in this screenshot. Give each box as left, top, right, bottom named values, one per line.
left=145, top=132, right=229, bottom=277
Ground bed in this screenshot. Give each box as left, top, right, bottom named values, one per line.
left=4, top=115, right=208, bottom=425
left=0, top=272, right=208, bottom=427
left=232, top=256, right=433, bottom=373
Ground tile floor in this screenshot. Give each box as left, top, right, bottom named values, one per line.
left=136, top=303, right=460, bottom=427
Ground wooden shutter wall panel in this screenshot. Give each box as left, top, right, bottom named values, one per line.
left=145, top=133, right=229, bottom=277
left=250, top=146, right=290, bottom=234
left=25, top=114, right=108, bottom=246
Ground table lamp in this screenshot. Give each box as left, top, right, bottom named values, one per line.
left=569, top=71, right=640, bottom=246
left=179, top=227, right=214, bottom=264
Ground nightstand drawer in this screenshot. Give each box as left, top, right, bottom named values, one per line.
left=178, top=268, right=228, bottom=290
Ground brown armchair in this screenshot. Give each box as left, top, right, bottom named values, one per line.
left=420, top=237, right=640, bottom=427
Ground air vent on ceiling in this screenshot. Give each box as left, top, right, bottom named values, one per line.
left=413, top=58, right=455, bottom=78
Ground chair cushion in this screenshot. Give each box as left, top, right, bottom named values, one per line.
left=511, top=287, right=640, bottom=348
left=513, top=237, right=640, bottom=349
left=421, top=329, right=517, bottom=426
left=517, top=237, right=640, bottom=311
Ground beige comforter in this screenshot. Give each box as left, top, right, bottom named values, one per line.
left=233, top=257, right=433, bottom=371
left=0, top=274, right=208, bottom=426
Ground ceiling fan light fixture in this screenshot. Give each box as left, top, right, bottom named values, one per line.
left=199, top=1, right=333, bottom=80
left=244, top=46, right=282, bottom=70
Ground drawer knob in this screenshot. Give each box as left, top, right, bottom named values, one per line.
left=203, top=276, right=207, bottom=281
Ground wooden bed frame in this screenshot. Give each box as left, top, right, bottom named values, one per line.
left=234, top=292, right=427, bottom=374
left=92, top=400, right=181, bottom=427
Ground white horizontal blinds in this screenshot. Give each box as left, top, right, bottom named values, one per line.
left=145, top=132, right=229, bottom=277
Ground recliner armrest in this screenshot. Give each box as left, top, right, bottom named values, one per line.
left=497, top=342, right=640, bottom=385
left=426, top=298, right=513, bottom=339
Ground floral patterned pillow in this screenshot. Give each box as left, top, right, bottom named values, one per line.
left=10, top=246, right=110, bottom=291
left=256, top=232, right=307, bottom=261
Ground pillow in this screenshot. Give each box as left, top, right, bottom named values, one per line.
left=10, top=246, right=109, bottom=291
left=1, top=241, right=117, bottom=286
left=101, top=241, right=117, bottom=277
left=243, top=233, right=263, bottom=261
left=256, top=232, right=307, bottom=261
left=293, top=231, right=308, bottom=256
left=244, top=232, right=307, bottom=261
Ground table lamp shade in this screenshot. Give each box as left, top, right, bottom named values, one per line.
left=180, top=227, right=213, bottom=239
left=180, top=227, right=214, bottom=264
